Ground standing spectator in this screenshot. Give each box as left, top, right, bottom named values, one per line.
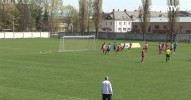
left=174, top=42, right=178, bottom=54
left=145, top=42, right=148, bottom=52
left=141, top=48, right=145, bottom=63
left=113, top=42, right=117, bottom=51
left=101, top=76, right=113, bottom=100
left=159, top=43, right=162, bottom=55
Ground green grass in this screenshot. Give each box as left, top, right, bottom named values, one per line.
left=0, top=38, right=191, bottom=100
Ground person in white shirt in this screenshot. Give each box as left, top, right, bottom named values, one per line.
left=101, top=76, right=113, bottom=100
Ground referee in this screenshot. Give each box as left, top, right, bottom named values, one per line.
left=101, top=76, right=113, bottom=100
left=166, top=48, right=171, bottom=62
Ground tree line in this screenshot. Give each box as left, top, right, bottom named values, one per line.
left=0, top=0, right=103, bottom=37
left=0, top=0, right=64, bottom=32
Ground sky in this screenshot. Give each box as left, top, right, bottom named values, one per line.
left=63, top=0, right=191, bottom=12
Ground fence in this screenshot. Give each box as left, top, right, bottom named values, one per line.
left=0, top=32, right=50, bottom=39
left=58, top=32, right=191, bottom=42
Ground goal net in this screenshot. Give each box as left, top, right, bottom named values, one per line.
left=58, top=35, right=96, bottom=52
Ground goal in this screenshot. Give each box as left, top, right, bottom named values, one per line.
left=58, top=35, right=96, bottom=52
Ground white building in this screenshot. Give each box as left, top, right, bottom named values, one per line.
left=101, top=9, right=132, bottom=33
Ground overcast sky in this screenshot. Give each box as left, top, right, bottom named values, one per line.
left=64, top=0, right=190, bottom=12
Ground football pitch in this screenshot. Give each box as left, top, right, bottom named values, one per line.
left=0, top=38, right=191, bottom=100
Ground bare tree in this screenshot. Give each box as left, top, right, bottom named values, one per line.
left=93, top=0, right=102, bottom=38
left=87, top=0, right=94, bottom=33
left=79, top=0, right=88, bottom=35
left=138, top=0, right=151, bottom=41
left=167, top=0, right=180, bottom=42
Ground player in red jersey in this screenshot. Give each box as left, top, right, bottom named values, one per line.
left=141, top=48, right=145, bottom=63
left=115, top=44, right=121, bottom=54
left=159, top=43, right=162, bottom=55
left=128, top=42, right=132, bottom=50
left=145, top=42, right=148, bottom=52
left=101, top=42, right=106, bottom=53
left=165, top=42, right=169, bottom=51
left=102, top=44, right=106, bottom=53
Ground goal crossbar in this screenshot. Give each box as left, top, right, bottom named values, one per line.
left=58, top=35, right=96, bottom=52
left=62, top=35, right=95, bottom=38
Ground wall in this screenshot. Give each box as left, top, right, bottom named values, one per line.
left=115, top=20, right=132, bottom=33
left=101, top=20, right=132, bottom=33
left=101, top=20, right=114, bottom=32
left=0, top=32, right=50, bottom=39
left=58, top=32, right=191, bottom=42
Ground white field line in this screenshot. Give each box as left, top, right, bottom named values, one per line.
left=58, top=49, right=89, bottom=52
left=0, top=85, right=88, bottom=100
left=0, top=47, right=54, bottom=53
left=0, top=58, right=59, bottom=67
left=0, top=47, right=32, bottom=50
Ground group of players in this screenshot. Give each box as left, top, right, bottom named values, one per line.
left=101, top=42, right=132, bottom=54
left=159, top=42, right=178, bottom=62
left=101, top=41, right=178, bottom=63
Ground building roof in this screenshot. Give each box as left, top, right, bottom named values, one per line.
left=126, top=11, right=168, bottom=18
left=179, top=11, right=191, bottom=17
left=113, top=11, right=131, bottom=20
left=103, top=10, right=191, bottom=21
left=127, top=11, right=191, bottom=18
left=133, top=17, right=191, bottom=23
left=102, top=10, right=132, bottom=21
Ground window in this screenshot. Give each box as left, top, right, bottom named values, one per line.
left=119, top=22, right=121, bottom=25
left=180, top=25, right=183, bottom=32
left=118, top=28, right=121, bottom=31
left=133, top=25, right=138, bottom=29
left=163, top=25, right=168, bottom=29
left=110, top=22, right=112, bottom=26
left=128, top=28, right=131, bottom=31
left=128, top=22, right=131, bottom=25
left=123, top=28, right=126, bottom=31
left=124, top=22, right=126, bottom=25
left=155, top=25, right=160, bottom=29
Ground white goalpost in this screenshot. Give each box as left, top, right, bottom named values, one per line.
left=58, top=35, right=96, bottom=52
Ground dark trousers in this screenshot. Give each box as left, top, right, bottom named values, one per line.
left=102, top=94, right=112, bottom=100
left=166, top=54, right=170, bottom=62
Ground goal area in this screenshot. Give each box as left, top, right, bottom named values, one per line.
left=58, top=35, right=96, bottom=52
